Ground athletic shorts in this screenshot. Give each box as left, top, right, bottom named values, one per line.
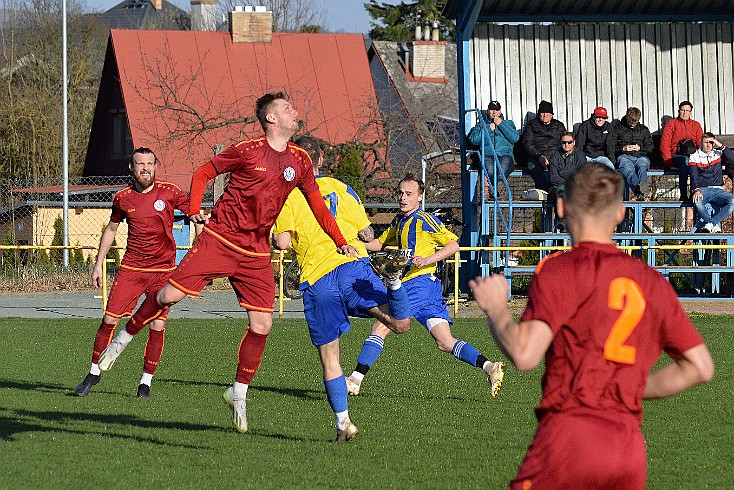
left=167, top=231, right=275, bottom=313
left=403, top=274, right=452, bottom=328
left=302, top=260, right=388, bottom=346
left=511, top=409, right=646, bottom=490
left=105, top=266, right=172, bottom=321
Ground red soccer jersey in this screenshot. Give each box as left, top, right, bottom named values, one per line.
left=110, top=180, right=190, bottom=271
left=521, top=241, right=704, bottom=425
left=201, top=136, right=318, bottom=255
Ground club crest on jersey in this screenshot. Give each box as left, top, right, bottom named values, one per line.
left=154, top=199, right=166, bottom=212
left=283, top=167, right=295, bottom=182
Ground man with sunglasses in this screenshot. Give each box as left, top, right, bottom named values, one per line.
left=548, top=132, right=587, bottom=230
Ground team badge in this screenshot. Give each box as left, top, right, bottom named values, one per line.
left=283, top=167, right=295, bottom=182
left=154, top=199, right=166, bottom=212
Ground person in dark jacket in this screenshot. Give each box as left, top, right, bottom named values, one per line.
left=614, top=107, right=654, bottom=200
left=548, top=132, right=586, bottom=231
left=522, top=100, right=566, bottom=192
left=576, top=106, right=615, bottom=169
left=689, top=133, right=734, bottom=233
left=467, top=100, right=520, bottom=192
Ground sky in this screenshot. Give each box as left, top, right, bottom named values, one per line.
left=81, top=0, right=399, bottom=35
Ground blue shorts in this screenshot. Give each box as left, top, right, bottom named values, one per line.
left=302, top=260, right=388, bottom=346
left=404, top=274, right=452, bottom=328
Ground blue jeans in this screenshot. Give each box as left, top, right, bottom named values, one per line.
left=483, top=155, right=515, bottom=193
left=586, top=155, right=615, bottom=170
left=526, top=157, right=550, bottom=192
left=618, top=155, right=650, bottom=191
left=694, top=187, right=734, bottom=226
left=670, top=154, right=691, bottom=200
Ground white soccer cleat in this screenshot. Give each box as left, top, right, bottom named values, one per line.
left=97, top=339, right=127, bottom=372
left=346, top=375, right=362, bottom=396
left=370, top=249, right=412, bottom=282
left=711, top=224, right=722, bottom=233
left=222, top=387, right=248, bottom=433
left=485, top=361, right=506, bottom=398
left=334, top=420, right=359, bottom=443
left=701, top=222, right=715, bottom=233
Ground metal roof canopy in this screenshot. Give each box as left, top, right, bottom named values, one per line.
left=442, top=0, right=734, bottom=283
left=443, top=0, right=734, bottom=24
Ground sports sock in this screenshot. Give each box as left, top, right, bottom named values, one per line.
left=355, top=334, right=385, bottom=369
left=233, top=381, right=248, bottom=398
left=90, top=364, right=101, bottom=376
left=126, top=292, right=166, bottom=336
left=324, top=375, right=348, bottom=415
left=452, top=340, right=482, bottom=367
left=386, top=283, right=411, bottom=320
left=92, top=321, right=116, bottom=364
left=235, top=328, right=268, bottom=384
left=335, top=410, right=350, bottom=430
left=143, top=328, right=165, bottom=375
left=140, top=372, right=153, bottom=386
left=476, top=355, right=490, bottom=369
left=349, top=370, right=365, bottom=382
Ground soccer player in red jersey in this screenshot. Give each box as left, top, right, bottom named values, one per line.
left=73, top=147, right=190, bottom=398
left=98, top=92, right=357, bottom=433
left=469, top=163, right=714, bottom=489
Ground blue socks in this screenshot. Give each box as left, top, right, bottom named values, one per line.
left=387, top=284, right=411, bottom=320
left=452, top=340, right=481, bottom=367
left=356, top=334, right=385, bottom=367
left=324, top=375, right=348, bottom=413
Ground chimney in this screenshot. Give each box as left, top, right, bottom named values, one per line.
left=191, top=0, right=219, bottom=31
left=230, top=5, right=273, bottom=43
left=407, top=38, right=446, bottom=83
left=153, top=0, right=162, bottom=9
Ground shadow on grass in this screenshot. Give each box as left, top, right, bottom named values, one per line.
left=162, top=378, right=324, bottom=401
left=0, top=407, right=223, bottom=447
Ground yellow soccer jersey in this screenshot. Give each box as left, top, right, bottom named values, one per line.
left=273, top=176, right=372, bottom=286
left=379, top=209, right=458, bottom=282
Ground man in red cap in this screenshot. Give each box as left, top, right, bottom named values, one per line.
left=576, top=106, right=616, bottom=170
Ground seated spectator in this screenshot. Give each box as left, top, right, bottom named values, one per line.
left=522, top=100, right=566, bottom=192
left=548, top=132, right=586, bottom=231
left=660, top=100, right=703, bottom=201
left=575, top=106, right=615, bottom=169
left=690, top=133, right=734, bottom=233
left=615, top=107, right=653, bottom=200
left=467, top=100, right=519, bottom=193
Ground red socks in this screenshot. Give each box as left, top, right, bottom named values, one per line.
left=143, top=328, right=165, bottom=375
left=126, top=292, right=166, bottom=335
left=235, top=329, right=269, bottom=384
left=92, top=321, right=116, bottom=364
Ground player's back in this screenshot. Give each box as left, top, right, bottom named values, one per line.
left=524, top=241, right=699, bottom=423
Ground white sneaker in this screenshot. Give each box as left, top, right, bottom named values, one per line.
left=334, top=420, right=359, bottom=443
left=484, top=361, right=506, bottom=398
left=222, top=387, right=248, bottom=433
left=346, top=375, right=362, bottom=396
left=711, top=224, right=722, bottom=233
left=702, top=222, right=715, bottom=233
left=98, top=339, right=127, bottom=372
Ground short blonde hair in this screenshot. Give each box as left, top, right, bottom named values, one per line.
left=565, top=163, right=623, bottom=215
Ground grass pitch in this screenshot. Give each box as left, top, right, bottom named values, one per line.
left=0, top=315, right=730, bottom=489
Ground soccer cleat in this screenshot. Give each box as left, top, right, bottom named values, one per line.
left=137, top=384, right=151, bottom=398
left=702, top=222, right=715, bottom=233
left=711, top=224, right=722, bottom=233
left=370, top=249, right=412, bottom=281
left=73, top=373, right=100, bottom=397
left=334, top=420, right=359, bottom=443
left=222, top=387, right=248, bottom=433
left=346, top=375, right=362, bottom=396
left=485, top=361, right=506, bottom=398
left=98, top=339, right=127, bottom=372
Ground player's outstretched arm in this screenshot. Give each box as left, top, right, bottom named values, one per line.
left=643, top=343, right=714, bottom=399
left=413, top=240, right=459, bottom=268
left=365, top=238, right=383, bottom=252
left=470, top=274, right=553, bottom=371
left=272, top=231, right=292, bottom=250
left=92, top=221, right=119, bottom=289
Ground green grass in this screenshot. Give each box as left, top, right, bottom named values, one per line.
left=0, top=316, right=731, bottom=489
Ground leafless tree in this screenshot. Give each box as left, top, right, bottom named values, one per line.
left=217, top=0, right=325, bottom=32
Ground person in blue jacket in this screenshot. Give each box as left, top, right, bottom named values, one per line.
left=468, top=100, right=520, bottom=192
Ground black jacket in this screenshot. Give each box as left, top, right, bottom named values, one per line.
left=522, top=117, right=567, bottom=159
left=576, top=118, right=615, bottom=163
left=614, top=117, right=654, bottom=158
left=549, top=149, right=587, bottom=189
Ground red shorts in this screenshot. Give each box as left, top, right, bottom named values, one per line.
left=105, top=266, right=172, bottom=321
left=511, top=409, right=646, bottom=490
left=167, top=230, right=275, bottom=312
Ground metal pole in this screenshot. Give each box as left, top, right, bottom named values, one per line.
left=62, top=0, right=69, bottom=267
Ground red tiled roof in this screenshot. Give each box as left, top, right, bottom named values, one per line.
left=111, top=29, right=380, bottom=186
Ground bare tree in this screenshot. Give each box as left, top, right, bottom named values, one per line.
left=217, top=0, right=325, bottom=32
